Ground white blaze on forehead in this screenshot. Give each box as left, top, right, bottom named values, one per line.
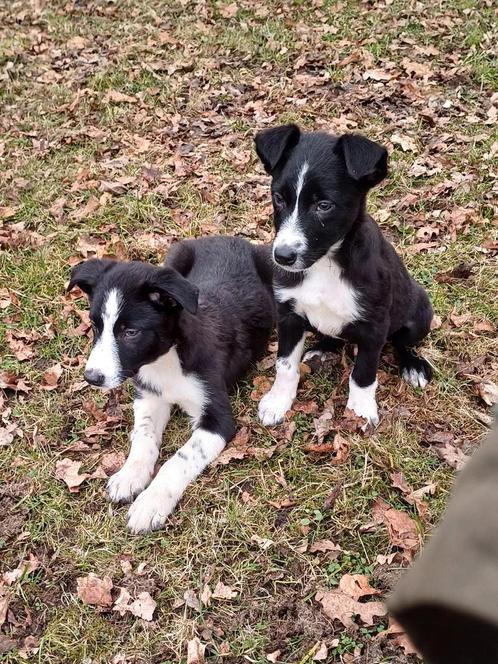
left=86, top=288, right=123, bottom=387
left=274, top=161, right=309, bottom=253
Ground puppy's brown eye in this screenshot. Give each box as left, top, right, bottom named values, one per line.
left=124, top=329, right=140, bottom=339
left=316, top=200, right=334, bottom=213
left=273, top=192, right=285, bottom=210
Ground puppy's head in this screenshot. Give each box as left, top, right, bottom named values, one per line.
left=255, top=124, right=388, bottom=271
left=68, top=259, right=198, bottom=389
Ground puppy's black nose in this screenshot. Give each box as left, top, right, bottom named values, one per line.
left=274, top=245, right=298, bottom=267
left=84, top=368, right=105, bottom=387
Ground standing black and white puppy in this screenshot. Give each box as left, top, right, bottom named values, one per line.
left=68, top=236, right=275, bottom=533
left=254, top=124, right=433, bottom=427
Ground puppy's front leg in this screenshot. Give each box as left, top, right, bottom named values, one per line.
left=259, top=311, right=306, bottom=426
left=126, top=398, right=233, bottom=534
left=346, top=341, right=383, bottom=427
left=107, top=390, right=171, bottom=503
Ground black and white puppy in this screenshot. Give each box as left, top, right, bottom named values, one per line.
left=68, top=236, right=275, bottom=533
left=254, top=124, right=433, bottom=427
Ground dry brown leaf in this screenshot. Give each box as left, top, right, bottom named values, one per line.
left=309, top=540, right=341, bottom=554
left=2, top=553, right=39, bottom=585
left=432, top=442, right=469, bottom=471
left=304, top=433, right=350, bottom=465
left=76, top=573, right=113, bottom=607
left=128, top=591, right=156, bottom=620
left=477, top=380, right=498, bottom=406
left=391, top=133, right=418, bottom=152
left=0, top=371, right=31, bottom=392
left=200, top=584, right=212, bottom=607
left=103, top=90, right=137, bottom=104
left=313, top=642, right=329, bottom=661
left=250, top=375, right=272, bottom=400
left=449, top=311, right=472, bottom=328
left=338, top=574, right=382, bottom=601
left=184, top=589, right=201, bottom=611
left=316, top=588, right=386, bottom=627
left=98, top=451, right=126, bottom=476
left=55, top=458, right=89, bottom=492
left=72, top=197, right=101, bottom=221
left=112, top=587, right=132, bottom=617
left=187, top=637, right=205, bottom=664
left=40, top=363, right=63, bottom=390
left=0, top=593, right=10, bottom=627
left=371, top=499, right=419, bottom=556
left=266, top=650, right=281, bottom=663
left=313, top=410, right=335, bottom=443
left=212, top=581, right=237, bottom=600
left=219, top=2, right=238, bottom=18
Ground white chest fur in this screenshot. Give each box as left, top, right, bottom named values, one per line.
left=276, top=254, right=362, bottom=337
left=137, top=347, right=206, bottom=423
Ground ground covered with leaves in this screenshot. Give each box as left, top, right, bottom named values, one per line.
left=0, top=0, right=497, bottom=662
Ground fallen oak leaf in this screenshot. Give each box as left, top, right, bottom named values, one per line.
left=187, top=637, right=205, bottom=664
left=112, top=587, right=132, bottom=616
left=0, top=371, right=31, bottom=392
left=128, top=591, right=156, bottom=621
left=40, top=363, right=63, bottom=390
left=309, top=539, right=342, bottom=554
left=76, top=573, right=113, bottom=607
left=338, top=574, right=382, bottom=601
left=212, top=581, right=237, bottom=600
left=55, top=458, right=89, bottom=492
left=316, top=587, right=386, bottom=627
left=305, top=433, right=350, bottom=465
left=432, top=442, right=469, bottom=471
left=103, top=90, right=137, bottom=104
left=477, top=380, right=498, bottom=406
left=2, top=553, right=40, bottom=585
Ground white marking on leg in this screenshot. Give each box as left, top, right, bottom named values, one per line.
left=86, top=288, right=122, bottom=389
left=107, top=392, right=171, bottom=503
left=402, top=367, right=428, bottom=389
left=303, top=349, right=325, bottom=363
left=127, top=429, right=225, bottom=534
left=273, top=162, right=309, bottom=261
left=346, top=376, right=379, bottom=426
left=258, top=334, right=306, bottom=426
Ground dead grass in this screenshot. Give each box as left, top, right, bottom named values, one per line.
left=0, top=0, right=497, bottom=662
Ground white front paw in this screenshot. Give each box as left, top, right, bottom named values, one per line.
left=127, top=487, right=179, bottom=534
left=303, top=349, right=324, bottom=363
left=346, top=392, right=379, bottom=427
left=107, top=463, right=153, bottom=504
left=258, top=389, right=293, bottom=426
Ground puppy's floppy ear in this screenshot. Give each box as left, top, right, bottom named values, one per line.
left=145, top=267, right=199, bottom=315
left=67, top=259, right=117, bottom=297
left=334, top=134, right=388, bottom=189
left=255, top=124, right=301, bottom=174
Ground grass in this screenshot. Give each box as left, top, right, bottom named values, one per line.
left=0, top=0, right=497, bottom=662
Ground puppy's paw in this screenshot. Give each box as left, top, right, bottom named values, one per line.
left=346, top=391, right=379, bottom=427
left=258, top=390, right=293, bottom=426
left=303, top=349, right=325, bottom=363
left=107, top=463, right=152, bottom=504
left=127, top=487, right=178, bottom=535
left=401, top=357, right=432, bottom=389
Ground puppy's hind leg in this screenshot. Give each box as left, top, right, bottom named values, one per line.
left=392, top=291, right=433, bottom=389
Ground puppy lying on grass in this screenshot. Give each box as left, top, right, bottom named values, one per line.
left=69, top=236, right=275, bottom=533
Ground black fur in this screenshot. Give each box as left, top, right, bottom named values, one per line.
left=255, top=124, right=433, bottom=394
left=69, top=236, right=276, bottom=441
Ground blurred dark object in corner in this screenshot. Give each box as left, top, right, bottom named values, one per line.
left=390, top=411, right=498, bottom=663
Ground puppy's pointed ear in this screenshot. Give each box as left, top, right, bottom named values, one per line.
left=67, top=259, right=117, bottom=297
left=334, top=134, right=388, bottom=189
left=255, top=124, right=301, bottom=174
left=145, top=268, right=199, bottom=315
